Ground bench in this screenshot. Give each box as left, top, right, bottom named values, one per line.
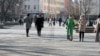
left=74, top=26, right=95, bottom=33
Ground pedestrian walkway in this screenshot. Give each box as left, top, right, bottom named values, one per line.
left=0, top=22, right=100, bottom=56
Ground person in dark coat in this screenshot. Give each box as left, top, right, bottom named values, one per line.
left=53, top=17, right=56, bottom=26
left=35, top=15, right=44, bottom=36
left=19, top=19, right=23, bottom=25
left=40, top=14, right=44, bottom=27
left=59, top=18, right=62, bottom=26
left=24, top=14, right=33, bottom=37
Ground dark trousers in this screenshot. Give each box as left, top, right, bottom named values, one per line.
left=26, top=28, right=29, bottom=37
left=67, top=35, right=73, bottom=41
left=53, top=22, right=55, bottom=26
left=36, top=26, right=42, bottom=36
left=59, top=22, right=61, bottom=26
left=79, top=31, right=84, bottom=42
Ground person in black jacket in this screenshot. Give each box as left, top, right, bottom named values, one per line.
left=59, top=18, right=62, bottom=26
left=35, top=14, right=44, bottom=36
left=19, top=19, right=23, bottom=25
left=53, top=17, right=56, bottom=26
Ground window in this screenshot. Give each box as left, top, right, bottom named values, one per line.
left=44, top=6, right=46, bottom=10
left=34, top=5, right=36, bottom=10
left=24, top=5, right=30, bottom=10
left=34, top=0, right=39, bottom=2
left=24, top=5, right=27, bottom=10
left=25, top=0, right=30, bottom=1
left=28, top=5, right=30, bottom=10
left=44, top=0, right=47, bottom=3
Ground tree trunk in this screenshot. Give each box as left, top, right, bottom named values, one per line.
left=1, top=1, right=5, bottom=23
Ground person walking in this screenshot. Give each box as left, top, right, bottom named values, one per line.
left=66, top=15, right=75, bottom=41
left=94, top=15, right=100, bottom=42
left=49, top=18, right=52, bottom=26
left=59, top=18, right=62, bottom=26
left=78, top=15, right=86, bottom=42
left=24, top=14, right=33, bottom=37
left=19, top=19, right=23, bottom=25
left=53, top=17, right=56, bottom=26
left=35, top=14, right=44, bottom=36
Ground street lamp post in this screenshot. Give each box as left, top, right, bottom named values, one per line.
left=16, top=3, right=20, bottom=19
left=48, top=0, right=50, bottom=18
left=79, top=0, right=81, bottom=15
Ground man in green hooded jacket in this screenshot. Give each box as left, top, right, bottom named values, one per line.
left=66, top=15, right=75, bottom=41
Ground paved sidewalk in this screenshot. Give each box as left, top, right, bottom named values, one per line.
left=0, top=22, right=100, bottom=56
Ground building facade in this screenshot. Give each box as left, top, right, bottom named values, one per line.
left=80, top=0, right=100, bottom=20
left=22, top=0, right=61, bottom=18
left=64, top=0, right=73, bottom=15
left=59, top=0, right=66, bottom=18
left=73, top=0, right=80, bottom=17
left=60, top=0, right=65, bottom=10
left=22, top=0, right=39, bottom=14
left=65, top=0, right=70, bottom=8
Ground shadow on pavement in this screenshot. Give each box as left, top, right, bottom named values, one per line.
left=0, top=45, right=67, bottom=56
left=0, top=27, right=10, bottom=29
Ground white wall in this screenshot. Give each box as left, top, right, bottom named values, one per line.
left=22, top=0, right=61, bottom=16
left=23, top=0, right=39, bottom=13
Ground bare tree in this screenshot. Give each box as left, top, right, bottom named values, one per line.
left=73, top=0, right=80, bottom=19
left=65, top=0, right=74, bottom=16
left=0, top=0, right=22, bottom=22
left=80, top=0, right=91, bottom=19
left=65, top=0, right=79, bottom=18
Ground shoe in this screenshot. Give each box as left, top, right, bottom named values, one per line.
left=70, top=36, right=73, bottom=41
left=27, top=35, right=29, bottom=37
left=26, top=34, right=29, bottom=37
left=79, top=39, right=81, bottom=42
left=67, top=35, right=70, bottom=40
left=70, top=38, right=73, bottom=41
left=38, top=33, right=41, bottom=36
left=82, top=39, right=84, bottom=42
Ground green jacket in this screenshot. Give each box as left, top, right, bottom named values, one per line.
left=66, top=18, right=75, bottom=35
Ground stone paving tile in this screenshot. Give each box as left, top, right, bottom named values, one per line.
left=0, top=23, right=100, bottom=56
